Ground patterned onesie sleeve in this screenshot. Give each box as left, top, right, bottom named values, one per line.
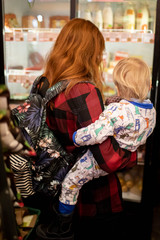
left=73, top=102, right=121, bottom=146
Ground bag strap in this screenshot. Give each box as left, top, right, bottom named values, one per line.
left=30, top=75, right=69, bottom=104
left=44, top=80, right=95, bottom=104
left=31, top=76, right=92, bottom=105
left=44, top=80, right=69, bottom=104
left=30, top=75, right=45, bottom=94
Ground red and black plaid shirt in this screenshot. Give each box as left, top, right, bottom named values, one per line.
left=46, top=82, right=137, bottom=217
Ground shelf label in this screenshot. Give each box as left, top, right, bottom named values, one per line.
left=131, top=33, right=142, bottom=43
left=38, top=31, right=58, bottom=41
left=5, top=32, right=14, bottom=41
left=8, top=74, right=37, bottom=87
left=121, top=32, right=131, bottom=42
left=14, top=31, right=24, bottom=41
left=102, top=32, right=110, bottom=42
left=27, top=32, right=37, bottom=41
left=9, top=75, right=22, bottom=83
left=143, top=33, right=154, bottom=43
left=109, top=32, right=121, bottom=42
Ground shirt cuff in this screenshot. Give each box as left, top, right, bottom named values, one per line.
left=72, top=131, right=80, bottom=147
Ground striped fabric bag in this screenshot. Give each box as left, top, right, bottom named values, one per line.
left=9, top=154, right=35, bottom=198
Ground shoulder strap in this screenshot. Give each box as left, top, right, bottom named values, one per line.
left=30, top=75, right=45, bottom=94
left=31, top=77, right=93, bottom=105
left=44, top=80, right=69, bottom=104
left=30, top=76, right=69, bottom=104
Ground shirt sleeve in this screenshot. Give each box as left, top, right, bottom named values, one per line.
left=73, top=103, right=121, bottom=146
left=69, top=83, right=137, bottom=173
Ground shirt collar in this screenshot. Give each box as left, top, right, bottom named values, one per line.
left=128, top=99, right=153, bottom=109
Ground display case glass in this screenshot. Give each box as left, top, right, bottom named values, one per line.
left=3, top=0, right=158, bottom=203
left=3, top=0, right=70, bottom=100
left=76, top=0, right=157, bottom=203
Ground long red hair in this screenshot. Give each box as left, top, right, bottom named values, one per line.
left=44, top=18, right=105, bottom=94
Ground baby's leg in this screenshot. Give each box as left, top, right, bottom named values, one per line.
left=59, top=149, right=107, bottom=206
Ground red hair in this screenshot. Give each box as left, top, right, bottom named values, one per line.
left=44, top=18, right=105, bottom=94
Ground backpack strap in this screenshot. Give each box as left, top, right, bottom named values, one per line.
left=44, top=80, right=69, bottom=104
left=30, top=75, right=47, bottom=94
left=30, top=75, right=69, bottom=104
left=31, top=77, right=92, bottom=105
left=44, top=80, right=95, bottom=104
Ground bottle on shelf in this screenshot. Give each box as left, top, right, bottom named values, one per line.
left=103, top=3, right=113, bottom=29
left=123, top=3, right=135, bottom=30
left=84, top=10, right=92, bottom=22
left=113, top=3, right=123, bottom=29
left=136, top=4, right=149, bottom=31
left=94, top=9, right=103, bottom=31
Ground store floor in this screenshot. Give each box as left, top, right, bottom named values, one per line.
left=28, top=201, right=160, bottom=240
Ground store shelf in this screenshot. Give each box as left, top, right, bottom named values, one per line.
left=5, top=28, right=61, bottom=42
left=5, top=28, right=154, bottom=44
left=102, top=29, right=154, bottom=44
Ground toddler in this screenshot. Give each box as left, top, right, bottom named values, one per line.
left=58, top=57, right=156, bottom=214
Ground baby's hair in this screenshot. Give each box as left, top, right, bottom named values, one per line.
left=113, top=57, right=151, bottom=102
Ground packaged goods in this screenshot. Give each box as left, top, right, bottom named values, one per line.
left=136, top=5, right=149, bottom=30
left=114, top=51, right=129, bottom=61
left=5, top=13, right=19, bottom=28
left=37, top=15, right=45, bottom=28
left=22, top=16, right=37, bottom=28
left=113, top=4, right=123, bottom=29
left=103, top=4, right=113, bottom=29
left=49, top=16, right=69, bottom=28
left=25, top=52, right=44, bottom=71
left=94, top=10, right=103, bottom=30
left=123, top=4, right=135, bottom=30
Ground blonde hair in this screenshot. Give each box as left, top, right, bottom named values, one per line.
left=44, top=18, right=105, bottom=94
left=113, top=57, right=151, bottom=102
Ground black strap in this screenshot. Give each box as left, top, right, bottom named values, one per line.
left=37, top=77, right=49, bottom=98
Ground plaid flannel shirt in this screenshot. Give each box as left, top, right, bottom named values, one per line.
left=46, top=82, right=137, bottom=217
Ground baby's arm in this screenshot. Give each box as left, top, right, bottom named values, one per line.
left=73, top=103, right=119, bottom=146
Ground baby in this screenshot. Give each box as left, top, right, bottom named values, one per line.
left=58, top=57, right=156, bottom=214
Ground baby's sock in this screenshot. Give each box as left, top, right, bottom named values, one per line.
left=59, top=201, right=75, bottom=215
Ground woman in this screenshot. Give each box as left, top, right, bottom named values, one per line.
left=36, top=18, right=137, bottom=240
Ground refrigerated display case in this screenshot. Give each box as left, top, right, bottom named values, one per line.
left=73, top=0, right=157, bottom=203
left=3, top=0, right=70, bottom=100
left=72, top=0, right=160, bottom=239
left=0, top=0, right=160, bottom=239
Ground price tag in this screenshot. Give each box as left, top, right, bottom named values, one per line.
left=109, top=32, right=121, bottom=42
left=38, top=32, right=47, bottom=41
left=143, top=33, right=154, bottom=43
left=8, top=75, right=22, bottom=83
left=52, top=32, right=59, bottom=41
left=121, top=32, right=131, bottom=42
left=102, top=31, right=110, bottom=42
left=14, top=31, right=24, bottom=41
left=27, top=32, right=37, bottom=41
left=131, top=33, right=142, bottom=43
left=46, top=32, right=56, bottom=41
left=39, top=32, right=56, bottom=42
left=5, top=32, right=14, bottom=41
